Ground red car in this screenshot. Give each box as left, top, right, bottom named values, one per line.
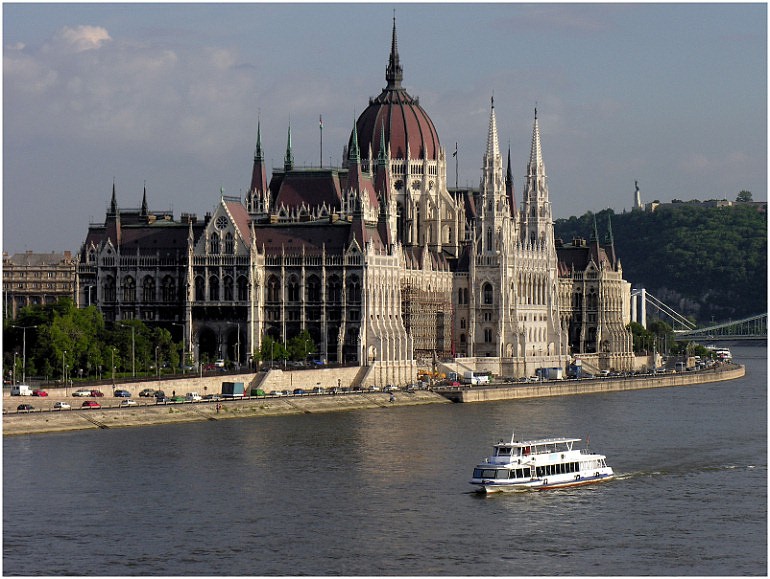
left=90, top=390, right=104, bottom=397
left=82, top=401, right=101, bottom=408
left=32, top=389, right=48, bottom=397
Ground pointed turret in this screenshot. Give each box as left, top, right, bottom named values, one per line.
left=249, top=121, right=269, bottom=213
left=521, top=107, right=552, bottom=246
left=140, top=182, right=148, bottom=216
left=109, top=180, right=118, bottom=215
left=506, top=145, right=517, bottom=220
left=485, top=96, right=500, bottom=160
left=385, top=14, right=403, bottom=90
left=347, top=116, right=363, bottom=194
left=284, top=123, right=294, bottom=171
left=478, top=96, right=506, bottom=254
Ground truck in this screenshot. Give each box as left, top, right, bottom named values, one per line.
left=462, top=371, right=490, bottom=385
left=221, top=381, right=245, bottom=398
left=10, top=385, right=32, bottom=396
left=536, top=367, right=564, bottom=381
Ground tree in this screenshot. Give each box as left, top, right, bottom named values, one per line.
left=287, top=330, right=316, bottom=362
left=260, top=335, right=287, bottom=367
left=736, top=190, right=753, bottom=203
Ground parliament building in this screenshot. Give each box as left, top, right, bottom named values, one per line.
left=76, top=20, right=634, bottom=386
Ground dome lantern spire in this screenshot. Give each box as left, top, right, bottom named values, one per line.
left=385, top=13, right=403, bottom=90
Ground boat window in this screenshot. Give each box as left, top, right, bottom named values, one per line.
left=497, top=447, right=511, bottom=455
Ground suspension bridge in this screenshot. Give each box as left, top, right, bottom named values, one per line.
left=631, top=288, right=767, bottom=342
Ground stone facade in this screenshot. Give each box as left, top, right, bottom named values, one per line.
left=75, top=19, right=634, bottom=385
left=3, top=251, right=76, bottom=319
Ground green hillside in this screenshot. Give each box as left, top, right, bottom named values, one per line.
left=554, top=203, right=767, bottom=324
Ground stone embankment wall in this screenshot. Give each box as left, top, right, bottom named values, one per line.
left=440, top=365, right=745, bottom=403
left=3, top=390, right=449, bottom=436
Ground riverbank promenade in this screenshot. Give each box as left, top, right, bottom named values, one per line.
left=3, top=364, right=744, bottom=436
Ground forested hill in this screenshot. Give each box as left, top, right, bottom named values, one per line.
left=553, top=203, right=767, bottom=324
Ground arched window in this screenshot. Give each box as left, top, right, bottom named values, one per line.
left=237, top=276, right=248, bottom=301
left=306, top=275, right=321, bottom=302
left=209, top=276, right=220, bottom=301
left=142, top=276, right=155, bottom=302
left=287, top=276, right=300, bottom=302
left=327, top=275, right=342, bottom=302
left=347, top=275, right=361, bottom=303
left=224, top=276, right=234, bottom=301
left=123, top=276, right=136, bottom=302
left=210, top=233, right=220, bottom=254
left=224, top=232, right=234, bottom=255
left=103, top=276, right=116, bottom=302
left=162, top=276, right=176, bottom=302
left=483, top=283, right=493, bottom=305
left=267, top=276, right=281, bottom=302
left=195, top=276, right=205, bottom=301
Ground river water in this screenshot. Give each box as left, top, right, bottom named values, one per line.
left=4, top=345, right=766, bottom=576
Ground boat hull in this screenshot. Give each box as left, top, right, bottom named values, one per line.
left=472, top=471, right=614, bottom=494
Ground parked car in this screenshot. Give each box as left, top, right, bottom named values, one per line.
left=203, top=394, right=221, bottom=401
left=114, top=389, right=131, bottom=398
left=154, top=390, right=166, bottom=400
left=81, top=401, right=101, bottom=408
left=53, top=401, right=71, bottom=410
left=170, top=395, right=185, bottom=403
left=32, top=389, right=48, bottom=397
left=214, top=359, right=226, bottom=368
left=90, top=390, right=104, bottom=397
left=73, top=389, right=91, bottom=397
left=119, top=399, right=137, bottom=407
left=293, top=388, right=306, bottom=395
left=138, top=388, right=156, bottom=397
left=311, top=387, right=325, bottom=394
left=185, top=392, right=202, bottom=401
left=16, top=404, right=34, bottom=412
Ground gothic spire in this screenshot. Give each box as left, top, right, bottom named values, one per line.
left=254, top=119, right=264, bottom=161
left=529, top=106, right=544, bottom=172
left=348, top=114, right=361, bottom=163
left=140, top=182, right=148, bottom=216
left=485, top=96, right=500, bottom=160
left=284, top=122, right=294, bottom=171
left=110, top=179, right=118, bottom=214
left=506, top=145, right=517, bottom=218
left=385, top=13, right=403, bottom=89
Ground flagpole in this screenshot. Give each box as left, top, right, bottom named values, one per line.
left=454, top=142, right=458, bottom=189
left=320, top=115, right=323, bottom=168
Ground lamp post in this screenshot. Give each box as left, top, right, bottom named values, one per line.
left=171, top=322, right=186, bottom=374
left=62, top=350, right=67, bottom=386
left=111, top=348, right=116, bottom=385
left=155, top=346, right=160, bottom=380
left=12, top=324, right=37, bottom=384
left=227, top=322, right=241, bottom=369
left=118, top=323, right=136, bottom=378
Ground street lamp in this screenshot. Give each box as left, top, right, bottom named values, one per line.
left=171, top=322, right=186, bottom=374
left=117, top=323, right=136, bottom=377
left=62, top=349, right=67, bottom=386
left=111, top=348, right=116, bottom=384
left=227, top=322, right=241, bottom=368
left=12, top=324, right=37, bottom=384
left=155, top=346, right=160, bottom=380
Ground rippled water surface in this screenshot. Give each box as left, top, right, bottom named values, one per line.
left=4, top=346, right=766, bottom=575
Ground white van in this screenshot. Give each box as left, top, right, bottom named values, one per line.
left=186, top=392, right=202, bottom=401
left=11, top=385, right=32, bottom=396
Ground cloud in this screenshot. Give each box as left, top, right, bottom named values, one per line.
left=5, top=25, right=262, bottom=165
left=52, top=25, right=112, bottom=52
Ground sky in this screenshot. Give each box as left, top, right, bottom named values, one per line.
left=3, top=2, right=767, bottom=254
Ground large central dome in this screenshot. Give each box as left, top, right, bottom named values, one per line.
left=351, top=19, right=440, bottom=162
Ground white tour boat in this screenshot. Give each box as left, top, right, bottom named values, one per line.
left=470, top=432, right=614, bottom=493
